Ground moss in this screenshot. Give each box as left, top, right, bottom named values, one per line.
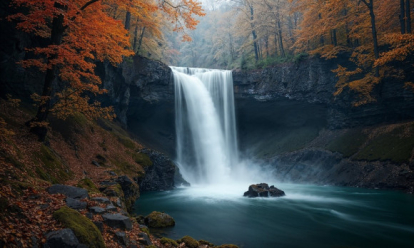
left=145, top=211, right=175, bottom=228
left=354, top=126, right=414, bottom=163
left=177, top=236, right=198, bottom=248
left=131, top=152, right=153, bottom=167
left=161, top=237, right=179, bottom=247
left=146, top=246, right=157, bottom=248
left=53, top=206, right=105, bottom=248
left=32, top=145, right=72, bottom=184
left=111, top=158, right=143, bottom=178
left=140, top=226, right=150, bottom=236
left=118, top=136, right=136, bottom=149
left=77, top=178, right=100, bottom=194
left=0, top=148, right=25, bottom=170
left=199, top=240, right=215, bottom=247
left=326, top=129, right=368, bottom=157
left=0, top=178, right=32, bottom=195
left=254, top=126, right=320, bottom=158
left=216, top=245, right=239, bottom=248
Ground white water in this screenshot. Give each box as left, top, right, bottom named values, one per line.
left=172, top=67, right=261, bottom=186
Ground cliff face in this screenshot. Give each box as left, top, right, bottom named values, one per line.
left=1, top=11, right=413, bottom=192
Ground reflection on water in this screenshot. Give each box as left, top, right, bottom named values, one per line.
left=134, top=183, right=414, bottom=248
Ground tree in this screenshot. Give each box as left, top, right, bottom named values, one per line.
left=8, top=0, right=204, bottom=140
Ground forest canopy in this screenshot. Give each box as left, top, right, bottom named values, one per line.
left=168, top=0, right=413, bottom=105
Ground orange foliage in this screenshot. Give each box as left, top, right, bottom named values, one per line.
left=8, top=0, right=204, bottom=122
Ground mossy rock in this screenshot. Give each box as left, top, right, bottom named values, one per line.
left=53, top=206, right=105, bottom=248
left=161, top=237, right=179, bottom=247
left=199, top=239, right=215, bottom=247
left=145, top=211, right=175, bottom=228
left=132, top=152, right=153, bottom=167
left=77, top=178, right=100, bottom=194
left=177, top=236, right=198, bottom=248
left=216, top=245, right=239, bottom=248
left=325, top=129, right=368, bottom=157
left=140, top=226, right=150, bottom=236
left=354, top=125, right=414, bottom=163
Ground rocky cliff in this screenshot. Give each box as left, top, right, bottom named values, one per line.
left=1, top=6, right=413, bottom=192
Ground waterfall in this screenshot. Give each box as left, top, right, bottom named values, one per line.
left=171, top=67, right=238, bottom=185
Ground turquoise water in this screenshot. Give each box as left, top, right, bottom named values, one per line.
left=134, top=183, right=414, bottom=248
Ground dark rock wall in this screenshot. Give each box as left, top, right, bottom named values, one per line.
left=1, top=7, right=414, bottom=193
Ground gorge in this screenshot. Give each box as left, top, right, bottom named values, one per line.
left=91, top=55, right=414, bottom=193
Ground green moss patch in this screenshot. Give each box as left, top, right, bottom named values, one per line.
left=111, top=158, right=143, bottom=178
left=53, top=206, right=105, bottom=248
left=161, top=237, right=178, bottom=247
left=131, top=152, right=153, bottom=167
left=118, top=136, right=136, bottom=149
left=145, top=211, right=175, bottom=228
left=177, top=236, right=199, bottom=248
left=33, top=145, right=72, bottom=184
left=354, top=126, right=414, bottom=163
left=325, top=129, right=368, bottom=157
left=253, top=126, right=320, bottom=158
left=77, top=178, right=100, bottom=194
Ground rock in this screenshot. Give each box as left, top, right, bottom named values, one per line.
left=115, top=232, right=128, bottom=246
left=65, top=197, right=87, bottom=210
left=53, top=206, right=105, bottom=248
left=44, top=228, right=79, bottom=248
left=138, top=149, right=176, bottom=191
left=89, top=206, right=106, bottom=215
left=116, top=176, right=139, bottom=212
left=93, top=221, right=104, bottom=233
left=102, top=213, right=132, bottom=230
left=144, top=211, right=175, bottom=228
left=92, top=160, right=100, bottom=167
left=138, top=232, right=152, bottom=246
left=136, top=216, right=145, bottom=225
left=91, top=197, right=111, bottom=204
left=243, top=183, right=285, bottom=198
left=85, top=213, right=93, bottom=220
left=47, top=185, right=88, bottom=199
left=177, top=236, right=198, bottom=248
left=106, top=204, right=117, bottom=212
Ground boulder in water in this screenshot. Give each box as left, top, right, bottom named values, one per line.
left=144, top=211, right=175, bottom=228
left=243, top=183, right=285, bottom=198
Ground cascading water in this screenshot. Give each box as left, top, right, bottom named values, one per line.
left=171, top=67, right=239, bottom=185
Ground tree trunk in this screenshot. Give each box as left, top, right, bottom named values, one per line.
left=407, top=0, right=412, bottom=33
left=125, top=11, right=131, bottom=31
left=133, top=24, right=138, bottom=52
left=31, top=3, right=66, bottom=140
left=400, top=0, right=406, bottom=34
left=332, top=29, right=338, bottom=46
left=137, top=27, right=146, bottom=54
left=361, top=0, right=379, bottom=76
left=277, top=17, right=285, bottom=57
left=250, top=5, right=259, bottom=63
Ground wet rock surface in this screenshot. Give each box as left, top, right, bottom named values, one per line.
left=102, top=213, right=132, bottom=230
left=65, top=197, right=87, bottom=210
left=138, top=149, right=177, bottom=191
left=243, top=183, right=285, bottom=198
left=47, top=185, right=88, bottom=199
left=44, top=228, right=81, bottom=248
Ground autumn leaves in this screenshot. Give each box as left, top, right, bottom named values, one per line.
left=7, top=0, right=205, bottom=140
